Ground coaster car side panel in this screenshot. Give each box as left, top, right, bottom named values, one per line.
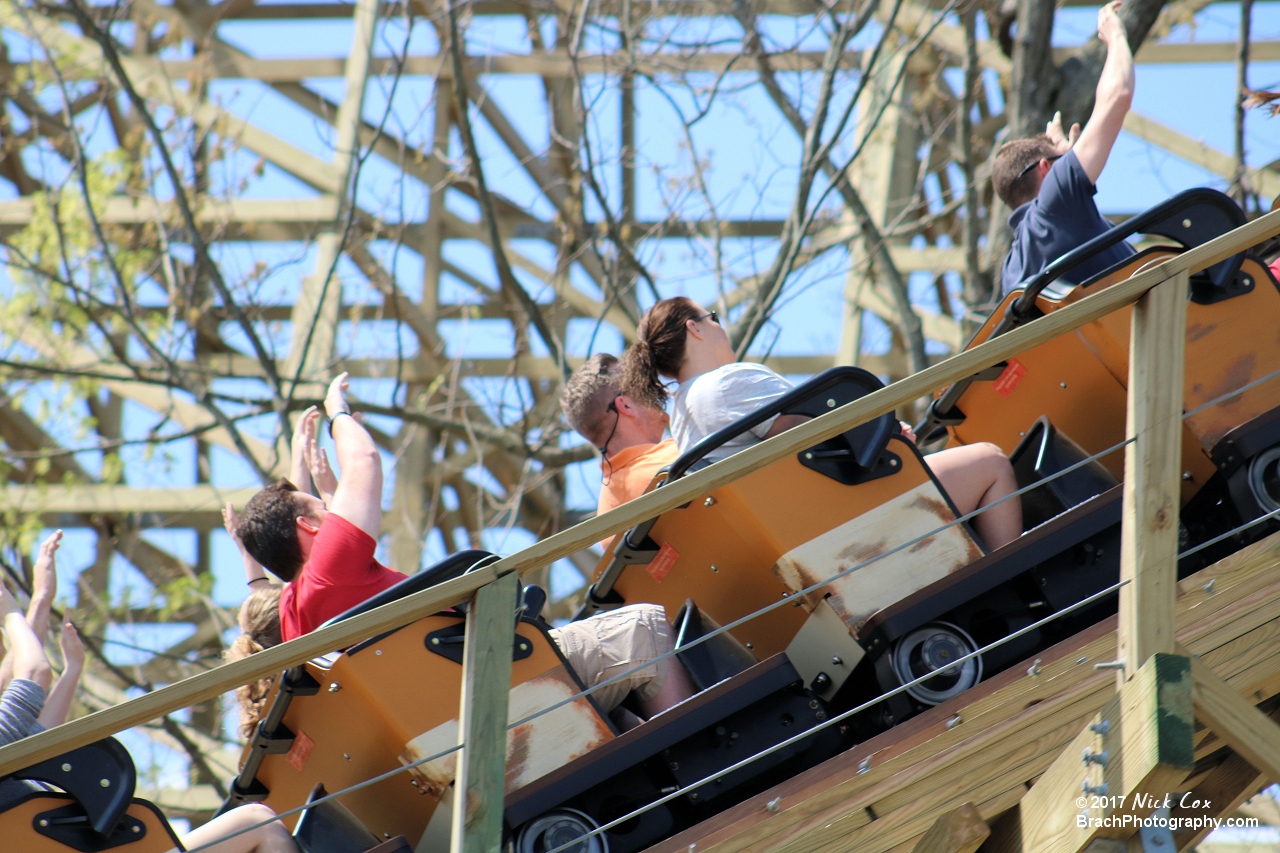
left=249, top=613, right=612, bottom=843
left=0, top=792, right=180, bottom=853
left=603, top=435, right=981, bottom=659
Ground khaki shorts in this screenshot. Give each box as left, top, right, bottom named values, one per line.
left=549, top=604, right=674, bottom=713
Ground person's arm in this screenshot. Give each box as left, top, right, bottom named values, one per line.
left=1072, top=1, right=1133, bottom=183
left=289, top=406, right=319, bottom=495
left=38, top=622, right=84, bottom=728
left=762, top=414, right=811, bottom=439
left=306, top=429, right=339, bottom=506
left=224, top=503, right=270, bottom=588
left=0, top=530, right=60, bottom=693
left=324, top=372, right=383, bottom=539
left=0, top=583, right=52, bottom=692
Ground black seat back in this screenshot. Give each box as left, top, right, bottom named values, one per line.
left=1010, top=417, right=1120, bottom=530
left=11, top=737, right=135, bottom=836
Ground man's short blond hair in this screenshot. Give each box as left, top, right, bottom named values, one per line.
left=560, top=354, right=621, bottom=447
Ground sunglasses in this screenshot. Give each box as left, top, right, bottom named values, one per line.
left=696, top=311, right=720, bottom=325
left=1017, top=154, right=1061, bottom=181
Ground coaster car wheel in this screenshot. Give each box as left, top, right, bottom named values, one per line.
left=515, top=807, right=609, bottom=853
left=889, top=621, right=983, bottom=706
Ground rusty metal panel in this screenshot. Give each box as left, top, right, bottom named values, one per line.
left=401, top=667, right=614, bottom=798
left=772, top=482, right=983, bottom=634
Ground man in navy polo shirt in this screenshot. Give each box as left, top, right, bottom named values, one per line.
left=994, top=1, right=1135, bottom=296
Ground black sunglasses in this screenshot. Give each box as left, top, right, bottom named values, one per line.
left=696, top=311, right=720, bottom=325
left=1017, top=154, right=1061, bottom=181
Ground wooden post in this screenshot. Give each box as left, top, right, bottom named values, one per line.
left=910, top=803, right=990, bottom=853
left=451, top=572, right=520, bottom=853
left=1117, top=271, right=1189, bottom=681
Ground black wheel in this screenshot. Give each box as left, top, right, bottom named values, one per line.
left=889, top=621, right=983, bottom=705
left=514, top=808, right=608, bottom=853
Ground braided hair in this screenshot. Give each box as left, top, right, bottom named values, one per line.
left=224, top=584, right=283, bottom=738
left=622, top=297, right=703, bottom=409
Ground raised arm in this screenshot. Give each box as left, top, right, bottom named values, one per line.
left=289, top=406, right=319, bottom=495
left=38, top=622, right=84, bottom=728
left=304, top=416, right=339, bottom=506
left=1072, top=1, right=1134, bottom=184
left=0, top=583, right=52, bottom=692
left=324, top=373, right=383, bottom=539
left=224, top=503, right=271, bottom=588
left=0, top=530, right=61, bottom=693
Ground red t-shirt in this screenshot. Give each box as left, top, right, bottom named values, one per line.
left=279, top=513, right=407, bottom=641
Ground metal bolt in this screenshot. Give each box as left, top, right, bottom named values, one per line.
left=832, top=655, right=843, bottom=666
left=1089, top=720, right=1111, bottom=737
left=690, top=792, right=699, bottom=801
left=1183, top=471, right=1194, bottom=482
left=132, top=825, right=141, bottom=833
left=827, top=399, right=836, bottom=408
left=430, top=638, right=440, bottom=646
left=385, top=833, right=392, bottom=839
left=344, top=753, right=351, bottom=760
left=782, top=592, right=789, bottom=598
left=1203, top=578, right=1216, bottom=594
left=946, top=715, right=962, bottom=730
left=857, top=756, right=872, bottom=774
left=39, top=819, right=48, bottom=827
left=1093, top=658, right=1125, bottom=671
left=711, top=565, right=719, bottom=573
left=670, top=761, right=679, bottom=770
left=746, top=642, right=754, bottom=650
left=1027, top=658, right=1042, bottom=676
left=61, top=763, right=71, bottom=772
left=804, top=452, right=814, bottom=460
left=1183, top=218, right=1192, bottom=228
left=520, top=642, right=529, bottom=651
left=376, top=650, right=383, bottom=656
left=100, top=779, right=110, bottom=788
left=1082, top=748, right=1109, bottom=767
left=412, top=780, right=420, bottom=787
left=329, top=682, right=342, bottom=692
left=766, top=797, right=782, bottom=813
left=809, top=700, right=820, bottom=710
left=1077, top=657, right=1089, bottom=665
left=1082, top=781, right=1109, bottom=796
left=1060, top=382, right=1067, bottom=389
left=704, top=496, right=716, bottom=507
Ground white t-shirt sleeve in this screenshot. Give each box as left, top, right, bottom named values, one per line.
left=714, top=365, right=795, bottom=439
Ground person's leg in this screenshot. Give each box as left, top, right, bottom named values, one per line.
left=924, top=442, right=1022, bottom=550
left=170, top=804, right=296, bottom=853
left=550, top=604, right=696, bottom=718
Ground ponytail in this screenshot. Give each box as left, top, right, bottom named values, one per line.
left=622, top=297, right=704, bottom=409
left=225, top=584, right=283, bottom=738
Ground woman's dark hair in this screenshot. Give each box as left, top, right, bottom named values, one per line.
left=623, top=297, right=703, bottom=409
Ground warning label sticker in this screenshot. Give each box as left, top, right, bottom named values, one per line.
left=646, top=542, right=680, bottom=583
left=993, top=359, right=1028, bottom=398
left=286, top=730, right=314, bottom=772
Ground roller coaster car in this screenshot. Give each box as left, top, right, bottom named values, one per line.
left=219, top=551, right=842, bottom=853
left=0, top=735, right=410, bottom=852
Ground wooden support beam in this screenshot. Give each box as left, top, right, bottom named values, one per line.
left=1170, top=752, right=1265, bottom=851
left=1190, top=656, right=1280, bottom=783
left=1123, top=112, right=1280, bottom=198
left=1118, top=271, right=1189, bottom=679
left=993, top=654, right=1194, bottom=853
left=910, top=803, right=990, bottom=853
left=451, top=571, right=519, bottom=853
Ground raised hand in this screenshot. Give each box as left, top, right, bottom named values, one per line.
left=306, top=432, right=338, bottom=505
left=324, top=372, right=351, bottom=420
left=1097, top=1, right=1127, bottom=46
left=1045, top=111, right=1081, bottom=155
left=59, top=622, right=85, bottom=671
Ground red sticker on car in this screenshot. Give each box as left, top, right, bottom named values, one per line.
left=286, top=730, right=314, bottom=772
left=646, top=543, right=679, bottom=583
left=993, top=359, right=1028, bottom=398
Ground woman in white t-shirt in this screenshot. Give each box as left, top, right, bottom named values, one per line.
left=621, top=296, right=1022, bottom=550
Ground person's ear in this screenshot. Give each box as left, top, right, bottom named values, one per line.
left=685, top=317, right=705, bottom=340
left=296, top=515, right=321, bottom=536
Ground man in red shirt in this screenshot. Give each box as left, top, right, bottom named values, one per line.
left=560, top=354, right=679, bottom=549
left=237, top=373, right=405, bottom=641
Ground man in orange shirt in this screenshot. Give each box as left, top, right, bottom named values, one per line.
left=561, top=354, right=679, bottom=542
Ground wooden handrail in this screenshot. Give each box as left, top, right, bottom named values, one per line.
left=2, top=207, right=1279, bottom=778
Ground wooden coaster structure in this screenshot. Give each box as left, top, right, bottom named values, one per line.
left=1, top=201, right=1279, bottom=853
left=4, top=0, right=1280, bottom=827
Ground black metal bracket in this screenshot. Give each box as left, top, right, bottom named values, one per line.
left=424, top=624, right=536, bottom=664
left=32, top=803, right=147, bottom=852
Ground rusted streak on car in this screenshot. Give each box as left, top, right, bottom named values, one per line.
left=400, top=668, right=613, bottom=799
left=771, top=482, right=983, bottom=636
